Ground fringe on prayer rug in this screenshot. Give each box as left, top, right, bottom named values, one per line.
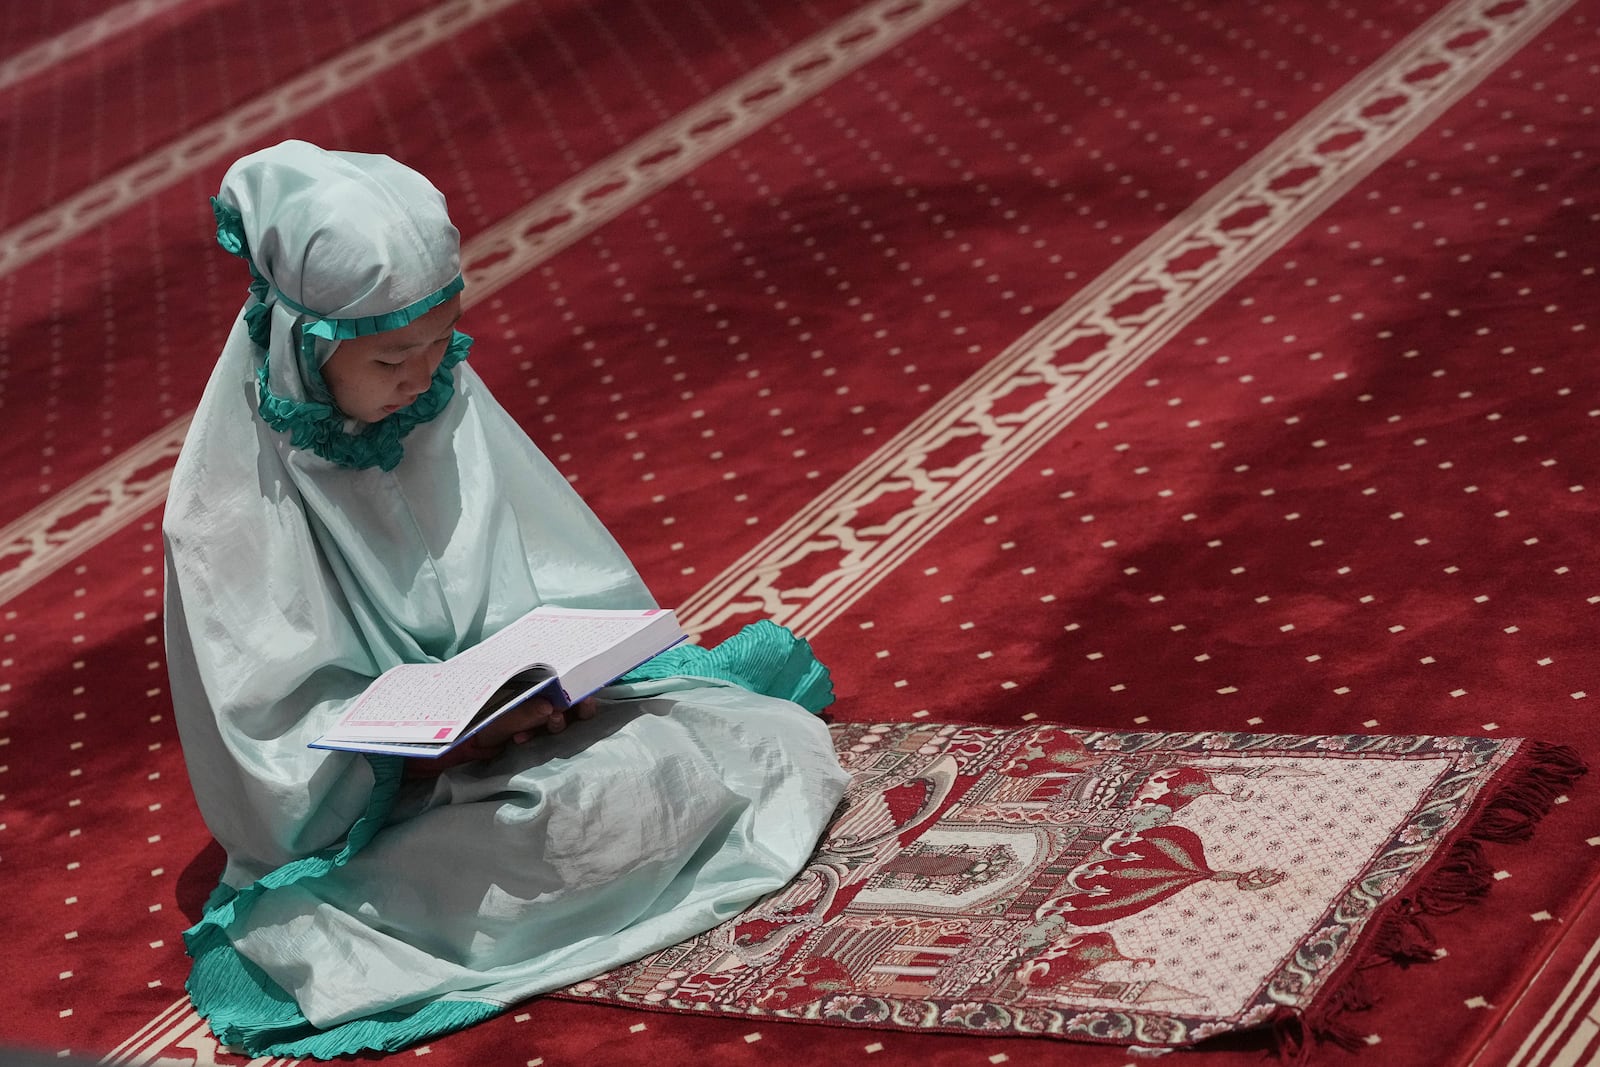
left=560, top=723, right=1583, bottom=1054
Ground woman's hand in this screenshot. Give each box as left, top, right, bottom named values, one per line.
left=404, top=696, right=600, bottom=776
left=478, top=695, right=599, bottom=745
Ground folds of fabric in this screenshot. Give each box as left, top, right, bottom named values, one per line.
left=164, top=318, right=654, bottom=887
left=185, top=684, right=848, bottom=1058
left=165, top=141, right=851, bottom=1056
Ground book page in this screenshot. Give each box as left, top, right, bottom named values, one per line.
left=318, top=606, right=672, bottom=746
left=323, top=662, right=538, bottom=743
left=479, top=607, right=667, bottom=677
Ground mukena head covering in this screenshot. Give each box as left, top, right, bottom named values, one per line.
left=166, top=138, right=657, bottom=889
left=212, top=139, right=469, bottom=470
left=165, top=140, right=847, bottom=1061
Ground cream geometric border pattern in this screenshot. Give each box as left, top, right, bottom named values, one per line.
left=0, top=422, right=188, bottom=607
left=460, top=0, right=975, bottom=303
left=98, top=996, right=294, bottom=1067
left=676, top=0, right=1576, bottom=639
left=0, top=0, right=198, bottom=94
left=0, top=0, right=970, bottom=610
left=0, top=0, right=528, bottom=279
left=1502, top=933, right=1600, bottom=1066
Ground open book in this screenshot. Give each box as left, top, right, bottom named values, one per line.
left=310, top=605, right=686, bottom=758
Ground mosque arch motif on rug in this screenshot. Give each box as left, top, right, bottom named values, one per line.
left=562, top=722, right=1578, bottom=1049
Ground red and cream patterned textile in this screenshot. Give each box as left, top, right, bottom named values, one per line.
left=2, top=0, right=1598, bottom=1064
left=565, top=723, right=1578, bottom=1050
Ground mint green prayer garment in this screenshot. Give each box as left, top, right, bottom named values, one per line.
left=163, top=140, right=850, bottom=1058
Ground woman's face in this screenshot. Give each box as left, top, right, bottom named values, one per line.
left=320, top=295, right=462, bottom=423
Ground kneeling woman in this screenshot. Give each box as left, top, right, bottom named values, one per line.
left=163, top=140, right=849, bottom=1059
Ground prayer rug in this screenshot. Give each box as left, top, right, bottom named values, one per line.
left=561, top=722, right=1581, bottom=1052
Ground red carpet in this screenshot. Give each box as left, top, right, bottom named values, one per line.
left=2, top=0, right=1598, bottom=1064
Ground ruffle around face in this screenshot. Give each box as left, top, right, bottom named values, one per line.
left=255, top=330, right=473, bottom=472
left=211, top=196, right=472, bottom=472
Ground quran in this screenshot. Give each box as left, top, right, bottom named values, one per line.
left=310, top=606, right=685, bottom=758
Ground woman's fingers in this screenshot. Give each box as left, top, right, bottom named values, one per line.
left=478, top=698, right=554, bottom=747
left=480, top=696, right=601, bottom=750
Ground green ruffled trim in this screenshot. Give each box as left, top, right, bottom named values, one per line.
left=255, top=329, right=472, bottom=472
left=298, top=275, right=464, bottom=341
left=621, top=619, right=835, bottom=713
left=190, top=977, right=502, bottom=1062
left=184, top=754, right=434, bottom=1057
left=211, top=198, right=272, bottom=349
left=212, top=194, right=471, bottom=472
